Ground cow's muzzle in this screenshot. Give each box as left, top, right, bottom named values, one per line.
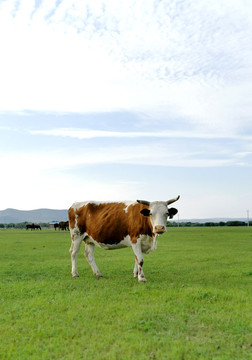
left=154, top=225, right=166, bottom=234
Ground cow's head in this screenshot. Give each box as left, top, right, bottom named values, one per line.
left=137, top=195, right=180, bottom=234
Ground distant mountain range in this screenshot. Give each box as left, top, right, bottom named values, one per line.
left=177, top=218, right=248, bottom=224
left=0, top=208, right=68, bottom=224
left=0, top=208, right=248, bottom=224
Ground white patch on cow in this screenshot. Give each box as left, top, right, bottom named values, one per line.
left=71, top=201, right=104, bottom=211
left=71, top=200, right=136, bottom=212
left=83, top=232, right=157, bottom=253
left=123, top=201, right=137, bottom=213
left=140, top=234, right=157, bottom=253
left=71, top=202, right=88, bottom=211
left=85, top=233, right=132, bottom=250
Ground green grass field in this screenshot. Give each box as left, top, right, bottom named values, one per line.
left=0, top=227, right=251, bottom=360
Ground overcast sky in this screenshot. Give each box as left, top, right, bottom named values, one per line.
left=0, top=0, right=252, bottom=219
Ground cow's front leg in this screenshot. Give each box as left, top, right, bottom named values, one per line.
left=69, top=233, right=83, bottom=277
left=131, top=240, right=146, bottom=282
left=133, top=259, right=138, bottom=278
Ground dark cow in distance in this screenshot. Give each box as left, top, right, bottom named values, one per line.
left=54, top=223, right=59, bottom=230
left=68, top=196, right=180, bottom=282
left=26, top=223, right=41, bottom=230
left=59, top=221, right=69, bottom=231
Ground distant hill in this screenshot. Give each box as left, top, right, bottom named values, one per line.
left=0, top=208, right=68, bottom=224
left=0, top=208, right=248, bottom=224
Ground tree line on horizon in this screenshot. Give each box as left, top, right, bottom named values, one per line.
left=167, top=220, right=251, bottom=227
left=0, top=222, right=52, bottom=229
left=0, top=220, right=251, bottom=229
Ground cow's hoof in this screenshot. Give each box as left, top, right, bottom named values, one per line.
left=95, top=273, right=103, bottom=278
left=72, top=272, right=79, bottom=278
left=138, top=277, right=147, bottom=282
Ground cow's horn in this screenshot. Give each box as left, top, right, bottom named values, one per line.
left=166, top=195, right=180, bottom=205
left=137, top=200, right=150, bottom=206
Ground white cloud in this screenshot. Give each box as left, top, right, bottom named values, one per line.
left=0, top=139, right=240, bottom=177
left=30, top=127, right=252, bottom=140
left=0, top=0, right=251, bottom=134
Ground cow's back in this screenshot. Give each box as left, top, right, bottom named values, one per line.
left=68, top=201, right=152, bottom=245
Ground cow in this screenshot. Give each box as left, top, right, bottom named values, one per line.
left=68, top=196, right=180, bottom=282
left=59, top=221, right=69, bottom=231
left=34, top=224, right=41, bottom=230
left=54, top=223, right=59, bottom=230
left=26, top=223, right=41, bottom=230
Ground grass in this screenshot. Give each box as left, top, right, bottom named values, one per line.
left=0, top=227, right=252, bottom=360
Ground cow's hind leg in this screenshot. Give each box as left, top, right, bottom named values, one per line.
left=69, top=233, right=83, bottom=277
left=84, top=243, right=103, bottom=278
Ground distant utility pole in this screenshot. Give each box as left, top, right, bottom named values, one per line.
left=247, top=210, right=250, bottom=227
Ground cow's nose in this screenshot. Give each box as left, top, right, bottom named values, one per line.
left=154, top=225, right=166, bottom=234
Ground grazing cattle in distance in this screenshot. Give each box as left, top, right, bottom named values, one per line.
left=68, top=196, right=180, bottom=282
left=34, top=224, right=41, bottom=230
left=59, top=221, right=69, bottom=231
left=26, top=223, right=41, bottom=230
left=54, top=223, right=59, bottom=230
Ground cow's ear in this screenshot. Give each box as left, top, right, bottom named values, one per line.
left=168, top=207, right=178, bottom=219
left=140, top=208, right=151, bottom=216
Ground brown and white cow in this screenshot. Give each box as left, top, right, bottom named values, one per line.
left=68, top=196, right=180, bottom=282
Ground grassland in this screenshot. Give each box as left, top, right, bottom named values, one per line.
left=0, top=227, right=251, bottom=360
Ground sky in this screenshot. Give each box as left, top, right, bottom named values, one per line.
left=0, top=0, right=252, bottom=219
